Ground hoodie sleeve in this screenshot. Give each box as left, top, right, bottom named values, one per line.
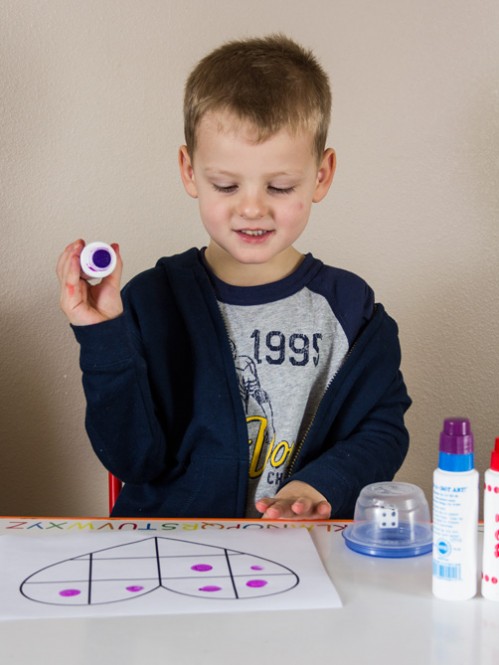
left=283, top=305, right=411, bottom=518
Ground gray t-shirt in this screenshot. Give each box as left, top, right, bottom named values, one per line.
left=203, top=252, right=374, bottom=517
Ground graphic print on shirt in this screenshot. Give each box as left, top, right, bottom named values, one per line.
left=230, top=339, right=276, bottom=479
left=218, top=288, right=350, bottom=516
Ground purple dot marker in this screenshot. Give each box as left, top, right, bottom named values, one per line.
left=126, top=585, right=144, bottom=593
left=59, top=588, right=81, bottom=597
left=246, top=579, right=268, bottom=588
left=199, top=585, right=222, bottom=592
left=93, top=249, right=112, bottom=269
left=251, top=565, right=264, bottom=571
left=191, top=563, right=213, bottom=572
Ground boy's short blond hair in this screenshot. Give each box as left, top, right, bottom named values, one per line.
left=183, top=34, right=332, bottom=162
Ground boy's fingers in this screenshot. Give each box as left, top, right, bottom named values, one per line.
left=255, top=497, right=277, bottom=516
left=290, top=497, right=314, bottom=515
left=56, top=245, right=72, bottom=281
left=315, top=500, right=332, bottom=518
left=60, top=254, right=83, bottom=294
left=257, top=496, right=331, bottom=520
left=261, top=499, right=296, bottom=519
left=262, top=503, right=287, bottom=519
left=292, top=499, right=331, bottom=518
left=104, top=242, right=123, bottom=288
left=56, top=240, right=84, bottom=282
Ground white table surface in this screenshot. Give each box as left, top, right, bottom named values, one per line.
left=0, top=517, right=495, bottom=665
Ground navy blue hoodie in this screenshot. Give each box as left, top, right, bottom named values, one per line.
left=73, top=248, right=411, bottom=518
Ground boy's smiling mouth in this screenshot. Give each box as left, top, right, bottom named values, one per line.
left=239, top=229, right=270, bottom=237
left=236, top=229, right=275, bottom=242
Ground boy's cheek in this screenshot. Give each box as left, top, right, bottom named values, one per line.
left=199, top=201, right=227, bottom=225
left=285, top=200, right=309, bottom=218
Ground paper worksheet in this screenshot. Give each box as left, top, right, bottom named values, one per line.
left=0, top=527, right=342, bottom=620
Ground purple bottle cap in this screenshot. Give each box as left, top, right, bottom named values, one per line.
left=439, top=418, right=474, bottom=455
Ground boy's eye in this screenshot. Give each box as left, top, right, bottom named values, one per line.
left=213, top=184, right=238, bottom=193
left=268, top=186, right=295, bottom=195
left=212, top=184, right=295, bottom=195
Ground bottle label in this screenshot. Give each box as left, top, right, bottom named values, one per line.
left=433, top=558, right=461, bottom=581
left=433, top=480, right=477, bottom=583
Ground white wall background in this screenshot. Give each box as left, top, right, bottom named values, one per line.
left=1, top=0, right=498, bottom=517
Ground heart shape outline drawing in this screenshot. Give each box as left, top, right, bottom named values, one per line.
left=20, top=536, right=299, bottom=606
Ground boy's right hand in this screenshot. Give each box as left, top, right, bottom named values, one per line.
left=56, top=239, right=124, bottom=326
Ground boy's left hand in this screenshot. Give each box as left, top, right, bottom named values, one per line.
left=255, top=480, right=331, bottom=520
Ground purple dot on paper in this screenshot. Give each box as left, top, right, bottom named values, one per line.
left=246, top=579, right=268, bottom=588
left=191, top=563, right=213, bottom=572
left=59, top=588, right=81, bottom=597
left=126, top=585, right=144, bottom=593
left=250, top=565, right=264, bottom=571
left=199, top=585, right=222, bottom=593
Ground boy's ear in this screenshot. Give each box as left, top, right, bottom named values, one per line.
left=313, top=148, right=336, bottom=203
left=178, top=145, right=198, bottom=198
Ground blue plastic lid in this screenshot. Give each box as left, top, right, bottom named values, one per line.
left=342, top=482, right=433, bottom=558
left=342, top=522, right=433, bottom=558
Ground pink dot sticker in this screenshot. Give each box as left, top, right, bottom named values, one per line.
left=59, top=589, right=81, bottom=597
left=246, top=579, right=268, bottom=588
left=191, top=564, right=213, bottom=572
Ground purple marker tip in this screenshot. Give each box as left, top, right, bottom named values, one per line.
left=92, top=249, right=112, bottom=269
left=80, top=242, right=117, bottom=278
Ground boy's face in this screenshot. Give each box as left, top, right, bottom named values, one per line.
left=179, top=111, right=335, bottom=285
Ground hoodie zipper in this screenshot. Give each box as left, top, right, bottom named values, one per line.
left=284, top=304, right=377, bottom=478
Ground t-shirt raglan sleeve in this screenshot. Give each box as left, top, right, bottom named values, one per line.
left=309, top=266, right=375, bottom=347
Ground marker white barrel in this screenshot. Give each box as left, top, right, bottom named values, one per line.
left=432, top=418, right=478, bottom=601
left=482, top=438, right=499, bottom=601
left=80, top=242, right=117, bottom=279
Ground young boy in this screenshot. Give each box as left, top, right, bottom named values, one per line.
left=57, top=34, right=411, bottom=520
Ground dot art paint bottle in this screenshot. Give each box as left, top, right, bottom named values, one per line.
left=481, top=438, right=499, bottom=601
left=80, top=242, right=117, bottom=279
left=432, top=417, right=479, bottom=600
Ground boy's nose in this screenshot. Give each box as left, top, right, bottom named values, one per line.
left=237, top=192, right=267, bottom=220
